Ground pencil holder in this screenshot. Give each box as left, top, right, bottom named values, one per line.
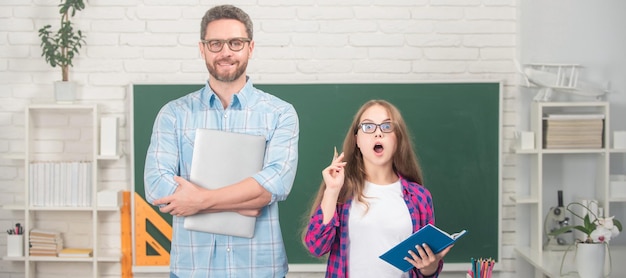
left=6, top=234, right=24, bottom=257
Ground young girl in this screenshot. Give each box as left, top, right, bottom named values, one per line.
left=303, top=100, right=452, bottom=278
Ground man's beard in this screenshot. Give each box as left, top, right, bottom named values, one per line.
left=207, top=58, right=247, bottom=82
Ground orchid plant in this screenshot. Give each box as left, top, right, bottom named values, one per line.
left=549, top=201, right=622, bottom=243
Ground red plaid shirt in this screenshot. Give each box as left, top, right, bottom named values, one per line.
left=304, top=176, right=443, bottom=278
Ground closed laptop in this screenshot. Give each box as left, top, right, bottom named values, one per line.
left=183, top=128, right=266, bottom=238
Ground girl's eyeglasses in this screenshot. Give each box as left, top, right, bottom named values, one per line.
left=357, top=122, right=394, bottom=134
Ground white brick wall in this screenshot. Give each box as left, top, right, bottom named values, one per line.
left=0, top=1, right=520, bottom=277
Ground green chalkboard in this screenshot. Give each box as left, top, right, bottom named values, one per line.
left=132, top=83, right=500, bottom=266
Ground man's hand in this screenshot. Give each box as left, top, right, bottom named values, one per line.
left=153, top=176, right=206, bottom=217
left=237, top=209, right=262, bottom=217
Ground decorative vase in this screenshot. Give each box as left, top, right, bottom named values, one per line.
left=54, top=81, right=76, bottom=103
left=575, top=242, right=606, bottom=278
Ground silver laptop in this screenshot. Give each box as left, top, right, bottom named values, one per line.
left=183, top=129, right=266, bottom=238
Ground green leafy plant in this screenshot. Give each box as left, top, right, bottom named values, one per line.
left=550, top=201, right=622, bottom=243
left=38, top=0, right=86, bottom=82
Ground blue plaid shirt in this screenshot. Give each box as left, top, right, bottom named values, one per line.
left=144, top=78, right=299, bottom=278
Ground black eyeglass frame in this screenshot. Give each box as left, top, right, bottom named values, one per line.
left=200, top=37, right=252, bottom=53
left=356, top=122, right=395, bottom=134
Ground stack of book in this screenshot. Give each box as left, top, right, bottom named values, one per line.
left=542, top=113, right=604, bottom=149
left=29, top=229, right=63, bottom=257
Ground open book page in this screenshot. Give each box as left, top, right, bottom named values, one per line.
left=430, top=223, right=467, bottom=240
left=451, top=231, right=467, bottom=239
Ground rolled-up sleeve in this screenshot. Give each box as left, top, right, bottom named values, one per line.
left=252, top=104, right=299, bottom=205
left=144, top=104, right=180, bottom=204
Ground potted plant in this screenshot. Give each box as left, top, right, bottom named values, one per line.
left=37, top=0, right=86, bottom=103
left=550, top=201, right=622, bottom=243
left=549, top=201, right=622, bottom=278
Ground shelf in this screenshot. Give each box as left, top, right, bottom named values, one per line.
left=97, top=254, right=122, bottom=262
left=540, top=149, right=607, bottom=154
left=510, top=195, right=539, bottom=204
left=2, top=205, right=120, bottom=212
left=97, top=206, right=121, bottom=211
left=517, top=148, right=626, bottom=154
left=29, top=207, right=96, bottom=211
left=30, top=256, right=95, bottom=262
left=609, top=197, right=626, bottom=203
left=2, top=153, right=128, bottom=161
left=515, top=246, right=561, bottom=277
left=515, top=101, right=626, bottom=276
left=5, top=152, right=128, bottom=161
left=2, top=255, right=121, bottom=263
left=515, top=148, right=607, bottom=154
left=27, top=103, right=97, bottom=110
left=516, top=245, right=626, bottom=278
left=537, top=101, right=608, bottom=108
left=97, top=154, right=122, bottom=160
left=3, top=104, right=123, bottom=278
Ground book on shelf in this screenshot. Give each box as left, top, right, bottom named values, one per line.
left=29, top=237, right=60, bottom=243
left=544, top=131, right=604, bottom=137
left=544, top=125, right=604, bottom=134
left=379, top=224, right=467, bottom=272
left=544, top=143, right=603, bottom=149
left=543, top=119, right=604, bottom=125
left=30, top=248, right=61, bottom=253
left=29, top=228, right=61, bottom=238
left=543, top=120, right=603, bottom=129
left=29, top=251, right=58, bottom=256
left=29, top=242, right=62, bottom=249
left=58, top=248, right=93, bottom=257
left=543, top=136, right=603, bottom=148
left=542, top=113, right=605, bottom=120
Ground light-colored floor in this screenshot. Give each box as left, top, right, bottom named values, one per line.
left=132, top=271, right=479, bottom=278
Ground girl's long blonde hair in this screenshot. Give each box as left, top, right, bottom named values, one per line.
left=303, top=99, right=424, bottom=220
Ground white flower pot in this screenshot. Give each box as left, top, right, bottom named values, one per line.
left=54, top=81, right=76, bottom=103
left=575, top=242, right=606, bottom=278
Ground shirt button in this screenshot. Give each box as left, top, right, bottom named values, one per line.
left=226, top=248, right=231, bottom=252
left=224, top=114, right=228, bottom=118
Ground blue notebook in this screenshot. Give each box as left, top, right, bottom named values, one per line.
left=379, top=224, right=467, bottom=272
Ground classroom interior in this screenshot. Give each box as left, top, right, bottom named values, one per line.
left=1, top=1, right=625, bottom=277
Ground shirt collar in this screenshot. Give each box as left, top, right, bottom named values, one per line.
left=205, top=76, right=254, bottom=109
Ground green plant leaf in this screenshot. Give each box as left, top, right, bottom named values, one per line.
left=573, top=225, right=592, bottom=235
left=37, top=0, right=86, bottom=81
left=548, top=225, right=577, bottom=236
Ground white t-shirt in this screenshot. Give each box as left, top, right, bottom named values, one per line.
left=348, top=180, right=413, bottom=278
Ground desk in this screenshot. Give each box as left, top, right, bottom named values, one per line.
left=516, top=245, right=626, bottom=277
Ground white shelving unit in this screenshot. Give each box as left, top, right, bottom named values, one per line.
left=513, top=101, right=626, bottom=277
left=1, top=104, right=121, bottom=278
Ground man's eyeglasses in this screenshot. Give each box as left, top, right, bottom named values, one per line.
left=200, top=37, right=251, bottom=53
left=357, top=122, right=394, bottom=134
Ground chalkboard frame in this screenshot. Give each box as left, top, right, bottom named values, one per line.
left=130, top=82, right=502, bottom=271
